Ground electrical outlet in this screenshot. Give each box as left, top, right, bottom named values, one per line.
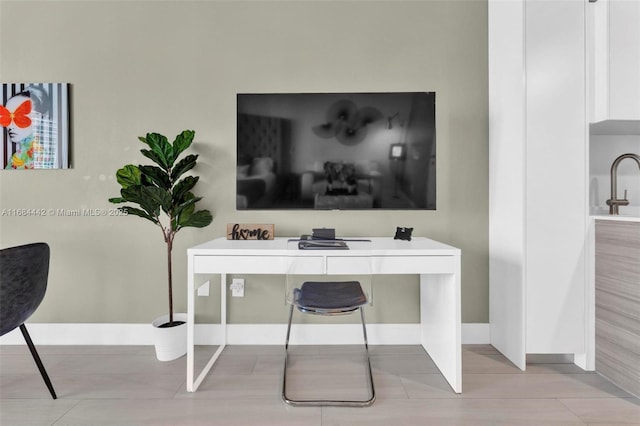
left=197, top=281, right=210, bottom=297
left=231, top=278, right=245, bottom=297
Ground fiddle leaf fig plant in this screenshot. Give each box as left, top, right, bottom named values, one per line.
left=109, top=130, right=213, bottom=326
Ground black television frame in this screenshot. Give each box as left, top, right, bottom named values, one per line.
left=236, top=92, right=436, bottom=210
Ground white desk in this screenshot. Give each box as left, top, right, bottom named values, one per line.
left=186, top=237, right=461, bottom=393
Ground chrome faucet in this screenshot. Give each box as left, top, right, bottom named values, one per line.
left=606, top=153, right=640, bottom=215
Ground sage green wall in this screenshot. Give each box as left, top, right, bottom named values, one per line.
left=0, top=0, right=488, bottom=325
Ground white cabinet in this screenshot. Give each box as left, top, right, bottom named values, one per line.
left=590, top=0, right=640, bottom=122
left=489, top=0, right=588, bottom=370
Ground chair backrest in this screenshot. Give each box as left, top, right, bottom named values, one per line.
left=284, top=239, right=374, bottom=307
left=0, top=243, right=50, bottom=336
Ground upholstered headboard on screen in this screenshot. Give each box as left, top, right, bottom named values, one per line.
left=237, top=113, right=284, bottom=171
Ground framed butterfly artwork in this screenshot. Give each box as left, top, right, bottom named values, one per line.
left=1, top=83, right=70, bottom=170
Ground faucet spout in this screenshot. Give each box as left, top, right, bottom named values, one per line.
left=606, top=153, right=640, bottom=215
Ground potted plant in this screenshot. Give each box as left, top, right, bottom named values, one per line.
left=109, top=130, right=212, bottom=361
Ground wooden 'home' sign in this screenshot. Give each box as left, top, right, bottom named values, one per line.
left=226, top=223, right=275, bottom=240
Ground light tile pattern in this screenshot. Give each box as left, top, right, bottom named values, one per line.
left=1, top=344, right=639, bottom=425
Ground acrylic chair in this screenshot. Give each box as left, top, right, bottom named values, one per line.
left=282, top=253, right=375, bottom=407
left=0, top=242, right=57, bottom=399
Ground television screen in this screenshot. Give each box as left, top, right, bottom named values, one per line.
left=236, top=92, right=435, bottom=210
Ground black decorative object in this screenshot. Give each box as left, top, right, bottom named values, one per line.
left=394, top=227, right=413, bottom=241
left=313, top=99, right=383, bottom=146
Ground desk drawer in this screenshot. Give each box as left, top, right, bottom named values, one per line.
left=326, top=256, right=373, bottom=274
left=327, top=256, right=456, bottom=274
left=193, top=255, right=324, bottom=274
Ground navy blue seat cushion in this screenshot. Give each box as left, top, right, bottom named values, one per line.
left=295, top=281, right=367, bottom=311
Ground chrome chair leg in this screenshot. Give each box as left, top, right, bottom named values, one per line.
left=285, top=301, right=294, bottom=351
left=282, top=305, right=375, bottom=407
left=282, top=301, right=295, bottom=404
left=360, top=307, right=375, bottom=404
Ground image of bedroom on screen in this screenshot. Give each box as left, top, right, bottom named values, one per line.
left=236, top=92, right=435, bottom=210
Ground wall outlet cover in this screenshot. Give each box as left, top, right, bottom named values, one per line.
left=231, top=279, right=245, bottom=297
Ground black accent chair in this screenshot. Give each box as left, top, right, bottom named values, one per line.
left=282, top=280, right=375, bottom=407
left=0, top=242, right=57, bottom=399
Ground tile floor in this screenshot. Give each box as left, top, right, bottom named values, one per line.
left=1, top=344, right=639, bottom=425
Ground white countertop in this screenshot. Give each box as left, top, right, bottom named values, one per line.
left=188, top=236, right=461, bottom=256
left=591, top=205, right=640, bottom=222
left=592, top=215, right=640, bottom=223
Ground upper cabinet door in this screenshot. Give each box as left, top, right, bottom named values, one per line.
left=609, top=0, right=640, bottom=120
left=590, top=0, right=640, bottom=122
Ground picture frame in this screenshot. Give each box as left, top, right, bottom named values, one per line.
left=1, top=83, right=71, bottom=170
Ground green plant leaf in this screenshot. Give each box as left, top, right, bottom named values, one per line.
left=178, top=209, right=213, bottom=229
left=141, top=186, right=172, bottom=215
left=121, top=185, right=162, bottom=218
left=161, top=193, right=173, bottom=215
left=120, top=206, right=158, bottom=224
left=108, top=197, right=125, bottom=204
left=145, top=133, right=174, bottom=168
left=115, top=165, right=141, bottom=188
left=139, top=165, right=171, bottom=190
left=170, top=154, right=198, bottom=182
left=173, top=194, right=199, bottom=219
left=140, top=148, right=167, bottom=170
left=172, top=176, right=199, bottom=204
left=175, top=199, right=196, bottom=229
left=172, top=130, right=195, bottom=160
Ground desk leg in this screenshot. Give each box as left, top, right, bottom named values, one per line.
left=419, top=262, right=462, bottom=393
left=187, top=272, right=228, bottom=392
left=187, top=255, right=196, bottom=392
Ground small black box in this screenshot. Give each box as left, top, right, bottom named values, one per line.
left=312, top=228, right=336, bottom=240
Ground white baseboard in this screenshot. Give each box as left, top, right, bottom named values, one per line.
left=226, top=324, right=423, bottom=345
left=460, top=323, right=491, bottom=344
left=0, top=323, right=490, bottom=345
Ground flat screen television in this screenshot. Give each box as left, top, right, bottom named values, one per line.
left=236, top=92, right=435, bottom=210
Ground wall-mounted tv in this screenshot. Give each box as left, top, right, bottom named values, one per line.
left=236, top=92, right=435, bottom=210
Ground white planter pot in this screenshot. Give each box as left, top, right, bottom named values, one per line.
left=151, top=313, right=188, bottom=361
